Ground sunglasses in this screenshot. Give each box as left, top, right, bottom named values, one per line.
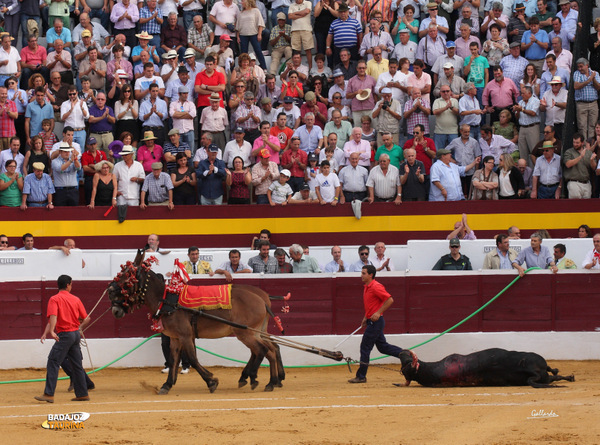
left=0, top=241, right=8, bottom=244
left=359, top=252, right=369, bottom=256
left=68, top=93, right=77, bottom=96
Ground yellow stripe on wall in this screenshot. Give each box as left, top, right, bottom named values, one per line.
left=2, top=212, right=600, bottom=238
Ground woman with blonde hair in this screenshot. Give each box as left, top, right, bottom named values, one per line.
left=88, top=160, right=118, bottom=209
left=497, top=153, right=525, bottom=199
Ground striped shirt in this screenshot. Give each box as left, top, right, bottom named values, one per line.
left=233, top=104, right=262, bottom=131
left=141, top=172, right=174, bottom=203
left=517, top=97, right=540, bottom=126
left=338, top=164, right=368, bottom=192
left=328, top=18, right=362, bottom=48
left=366, top=165, right=400, bottom=200
left=573, top=70, right=600, bottom=102
left=248, top=255, right=278, bottom=274
left=23, top=173, right=55, bottom=202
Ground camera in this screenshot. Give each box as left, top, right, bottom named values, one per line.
left=382, top=101, right=390, bottom=110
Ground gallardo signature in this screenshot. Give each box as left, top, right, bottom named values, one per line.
left=528, top=409, right=559, bottom=419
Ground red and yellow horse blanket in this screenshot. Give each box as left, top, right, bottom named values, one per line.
left=178, top=284, right=232, bottom=310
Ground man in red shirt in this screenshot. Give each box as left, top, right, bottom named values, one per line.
left=194, top=55, right=226, bottom=135
left=280, top=136, right=308, bottom=192
left=35, top=275, right=91, bottom=403
left=402, top=123, right=436, bottom=196
left=348, top=264, right=405, bottom=384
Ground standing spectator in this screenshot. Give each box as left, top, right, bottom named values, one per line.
left=454, top=4, right=479, bottom=39
left=0, top=34, right=21, bottom=87
left=81, top=137, right=107, bottom=204
left=161, top=12, right=187, bottom=62
left=46, top=39, right=72, bottom=84
left=515, top=85, right=540, bottom=167
left=416, top=24, right=447, bottom=73
left=233, top=91, right=262, bottom=143
left=361, top=15, right=395, bottom=61
left=114, top=85, right=139, bottom=147
left=140, top=162, right=174, bottom=209
left=181, top=0, right=203, bottom=31
left=403, top=123, right=436, bottom=184
left=209, top=0, right=239, bottom=54
left=0, top=85, right=17, bottom=150
left=392, top=29, right=417, bottom=64
left=399, top=147, right=426, bottom=201
left=136, top=0, right=163, bottom=50
left=573, top=58, right=600, bottom=141
left=556, top=0, right=577, bottom=40
left=136, top=131, right=163, bottom=174
left=418, top=2, right=450, bottom=39
left=343, top=127, right=371, bottom=168
left=338, top=151, right=368, bottom=203
left=366, top=154, right=402, bottom=204
left=252, top=148, right=279, bottom=204
left=447, top=124, right=481, bottom=196
left=269, top=13, right=292, bottom=76
left=194, top=55, right=226, bottom=134
left=169, top=87, right=196, bottom=154
left=314, top=160, right=341, bottom=205
left=20, top=162, right=54, bottom=209
left=60, top=86, right=89, bottom=150
left=500, top=41, right=529, bottom=88
left=20, top=36, right=48, bottom=90
left=110, top=0, right=139, bottom=50
left=540, top=53, right=569, bottom=98
left=170, top=152, right=196, bottom=205
left=196, top=144, right=227, bottom=205
left=430, top=148, right=480, bottom=201
left=200, top=92, right=228, bottom=150
left=482, top=24, right=510, bottom=68
left=107, top=45, right=133, bottom=86
left=251, top=121, right=281, bottom=165
left=0, top=137, right=24, bottom=173
left=482, top=66, right=519, bottom=124
left=188, top=15, right=213, bottom=61
left=326, top=3, right=363, bottom=65
left=563, top=133, right=596, bottom=200
left=268, top=168, right=293, bottom=206
left=455, top=22, right=481, bottom=60
left=19, top=0, right=40, bottom=49
left=235, top=0, right=267, bottom=70
left=163, top=129, right=192, bottom=172
left=432, top=86, right=459, bottom=150
left=459, top=83, right=483, bottom=139
left=531, top=143, right=562, bottom=200
left=51, top=143, right=80, bottom=206
left=469, top=155, right=499, bottom=200
left=113, top=144, right=145, bottom=206
left=346, top=60, right=376, bottom=125
left=280, top=136, right=307, bottom=192
left=25, top=87, right=54, bottom=147
left=403, top=88, right=431, bottom=138
left=225, top=155, right=251, bottom=205
left=139, top=83, right=168, bottom=147
left=481, top=2, right=509, bottom=41
left=521, top=17, right=549, bottom=77
left=540, top=76, right=567, bottom=138
left=479, top=124, right=516, bottom=166
left=406, top=59, right=431, bottom=103
left=88, top=92, right=115, bottom=156
left=134, top=62, right=165, bottom=101
left=0, top=159, right=23, bottom=207
left=46, top=0, right=72, bottom=29
left=463, top=42, right=489, bottom=106
left=5, top=77, right=26, bottom=150
left=0, top=0, right=20, bottom=41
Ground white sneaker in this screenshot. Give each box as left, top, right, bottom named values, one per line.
left=180, top=368, right=189, bottom=374
left=161, top=367, right=169, bottom=373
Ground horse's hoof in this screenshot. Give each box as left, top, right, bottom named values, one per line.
left=208, top=379, right=219, bottom=393
left=238, top=380, right=248, bottom=388
left=250, top=381, right=259, bottom=390
left=275, top=381, right=283, bottom=388
left=158, top=387, right=170, bottom=395
left=264, top=384, right=274, bottom=392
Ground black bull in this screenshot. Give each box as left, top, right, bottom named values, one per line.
left=398, top=348, right=575, bottom=388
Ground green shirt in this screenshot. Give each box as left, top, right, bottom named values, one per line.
left=534, top=12, right=554, bottom=33
left=292, top=255, right=322, bottom=273
left=375, top=145, right=404, bottom=170
left=0, top=173, right=22, bottom=207
left=464, top=56, right=489, bottom=88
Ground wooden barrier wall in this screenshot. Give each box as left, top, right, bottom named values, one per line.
left=3, top=272, right=599, bottom=341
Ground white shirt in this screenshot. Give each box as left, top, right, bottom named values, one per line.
left=582, top=249, right=600, bottom=270
left=169, top=99, right=196, bottom=133
left=370, top=255, right=395, bottom=271
left=0, top=45, right=21, bottom=75
left=134, top=75, right=166, bottom=102
left=222, top=139, right=252, bottom=168
left=193, top=146, right=223, bottom=165
left=60, top=99, right=89, bottom=129
left=315, top=172, right=340, bottom=202
left=375, top=70, right=408, bottom=103
left=113, top=160, right=145, bottom=203
left=393, top=41, right=418, bottom=64
left=542, top=88, right=567, bottom=126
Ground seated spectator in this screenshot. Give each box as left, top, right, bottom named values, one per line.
left=582, top=234, right=600, bottom=270
left=512, top=233, right=557, bottom=276
left=0, top=234, right=15, bottom=250
left=289, top=243, right=321, bottom=273
left=578, top=224, right=593, bottom=238
left=187, top=15, right=213, bottom=61
left=320, top=134, right=346, bottom=171
left=17, top=233, right=37, bottom=250
left=161, top=11, right=187, bottom=62
left=554, top=243, right=577, bottom=270
left=268, top=168, right=293, bottom=206
left=483, top=233, right=518, bottom=270
left=323, top=245, right=345, bottom=272
left=289, top=182, right=318, bottom=204
left=432, top=238, right=473, bottom=270
left=274, top=248, right=293, bottom=274
left=0, top=137, right=23, bottom=174
left=226, top=156, right=251, bottom=205
left=447, top=213, right=476, bottom=241
left=248, top=240, right=278, bottom=273
left=517, top=158, right=533, bottom=195
left=20, top=35, right=49, bottom=90
left=23, top=135, right=50, bottom=175
left=88, top=160, right=117, bottom=209
left=497, top=153, right=526, bottom=199
left=81, top=137, right=107, bottom=204
left=0, top=159, right=23, bottom=207
left=469, top=155, right=499, bottom=200
left=78, top=46, right=106, bottom=91
left=370, top=241, right=394, bottom=272
left=140, top=162, right=174, bottom=209
left=21, top=161, right=54, bottom=206
left=214, top=249, right=252, bottom=281
left=170, top=152, right=197, bottom=206
left=348, top=245, right=373, bottom=272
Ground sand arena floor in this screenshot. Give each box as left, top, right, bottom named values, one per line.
left=0, top=361, right=598, bottom=445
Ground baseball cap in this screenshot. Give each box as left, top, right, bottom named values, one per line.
left=283, top=96, right=294, bottom=104
left=234, top=126, right=245, bottom=133
left=279, top=169, right=291, bottom=177
left=208, top=144, right=219, bottom=153
left=446, top=41, right=456, bottom=48
left=449, top=238, right=461, bottom=247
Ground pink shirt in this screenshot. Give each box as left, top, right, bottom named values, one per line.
left=407, top=72, right=432, bottom=103
left=20, top=45, right=47, bottom=67
left=136, top=144, right=164, bottom=173
left=343, top=139, right=371, bottom=167
left=252, top=135, right=281, bottom=164
left=347, top=74, right=376, bottom=112
left=455, top=36, right=481, bottom=60
left=482, top=78, right=520, bottom=108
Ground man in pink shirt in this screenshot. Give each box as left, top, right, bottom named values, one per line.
left=251, top=121, right=281, bottom=165
left=20, top=36, right=48, bottom=89
left=482, top=66, right=519, bottom=123
left=346, top=60, right=376, bottom=125
left=343, top=127, right=371, bottom=168
left=407, top=59, right=432, bottom=103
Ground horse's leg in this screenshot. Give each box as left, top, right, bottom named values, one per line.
left=235, top=330, right=268, bottom=390
left=261, top=338, right=282, bottom=392
left=239, top=352, right=257, bottom=388
left=180, top=336, right=219, bottom=393
left=265, top=340, right=285, bottom=387
left=158, top=336, right=182, bottom=395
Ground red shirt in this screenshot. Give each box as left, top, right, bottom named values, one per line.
left=280, top=148, right=308, bottom=178
left=81, top=150, right=107, bottom=177
left=194, top=70, right=225, bottom=107
left=300, top=102, right=328, bottom=129
left=47, top=290, right=87, bottom=333
left=403, top=137, right=436, bottom=174
left=270, top=125, right=293, bottom=151
left=363, top=279, right=391, bottom=319
left=20, top=45, right=47, bottom=66
left=0, top=100, right=17, bottom=137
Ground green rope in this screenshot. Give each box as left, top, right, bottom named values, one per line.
left=0, top=268, right=539, bottom=382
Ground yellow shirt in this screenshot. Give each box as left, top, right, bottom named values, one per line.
left=366, top=58, right=389, bottom=82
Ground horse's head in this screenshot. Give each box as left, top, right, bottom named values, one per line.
left=108, top=249, right=150, bottom=319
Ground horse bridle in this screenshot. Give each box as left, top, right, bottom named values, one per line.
left=111, top=256, right=158, bottom=312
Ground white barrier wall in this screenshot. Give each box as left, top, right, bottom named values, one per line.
left=0, top=239, right=594, bottom=279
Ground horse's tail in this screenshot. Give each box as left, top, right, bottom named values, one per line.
left=265, top=303, right=285, bottom=335
left=269, top=293, right=291, bottom=301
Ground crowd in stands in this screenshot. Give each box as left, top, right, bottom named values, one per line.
left=0, top=0, right=598, bottom=208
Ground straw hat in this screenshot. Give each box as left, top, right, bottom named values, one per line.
left=356, top=89, right=371, bottom=101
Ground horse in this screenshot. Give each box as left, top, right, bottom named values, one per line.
left=107, top=249, right=286, bottom=394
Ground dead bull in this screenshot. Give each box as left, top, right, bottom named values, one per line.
left=398, top=348, right=574, bottom=388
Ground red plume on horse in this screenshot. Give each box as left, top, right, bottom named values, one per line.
left=107, top=249, right=287, bottom=394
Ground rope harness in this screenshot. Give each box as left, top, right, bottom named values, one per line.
left=112, top=256, right=158, bottom=312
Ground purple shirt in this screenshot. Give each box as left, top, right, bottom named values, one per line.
left=347, top=74, right=376, bottom=112
left=89, top=105, right=115, bottom=133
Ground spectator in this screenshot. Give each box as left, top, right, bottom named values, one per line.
left=515, top=85, right=540, bottom=167
left=454, top=4, right=479, bottom=39
left=256, top=74, right=282, bottom=107
left=456, top=22, right=481, bottom=60
left=163, top=129, right=192, bottom=172
left=366, top=153, right=402, bottom=204
left=479, top=124, right=517, bottom=166
left=207, top=34, right=234, bottom=70
left=314, top=160, right=341, bottom=205
left=556, top=0, right=577, bottom=42
left=482, top=66, right=519, bottom=124
left=470, top=155, right=499, bottom=200
left=483, top=233, right=518, bottom=269
left=248, top=240, right=278, bottom=273
left=268, top=168, right=293, bottom=206
left=512, top=233, right=557, bottom=276
left=78, top=46, right=105, bottom=90
left=86, top=92, right=115, bottom=156
left=348, top=245, right=373, bottom=272
left=60, top=86, right=89, bottom=150
left=169, top=87, right=196, bottom=154
left=139, top=82, right=168, bottom=148
left=463, top=42, right=489, bottom=106
left=46, top=38, right=72, bottom=84
left=554, top=243, right=577, bottom=270
left=81, top=137, right=107, bottom=204
left=582, top=234, right=600, bottom=270
left=419, top=2, right=449, bottom=39
left=113, top=145, right=145, bottom=206
left=289, top=243, right=321, bottom=273
left=225, top=155, right=251, bottom=205
left=361, top=15, right=394, bottom=62
left=520, top=17, right=549, bottom=77
left=430, top=148, right=480, bottom=201
left=46, top=17, right=72, bottom=52
left=23, top=135, right=50, bottom=175
left=447, top=124, right=480, bottom=196
left=403, top=88, right=431, bottom=138
left=370, top=241, right=394, bottom=272
left=432, top=238, right=473, bottom=270
left=110, top=0, right=140, bottom=49
left=88, top=160, right=117, bottom=209
left=326, top=3, right=363, bottom=65
left=563, top=133, right=596, bottom=200
left=21, top=161, right=55, bottom=209
left=140, top=162, right=174, bottom=210
left=289, top=181, right=319, bottom=204
left=280, top=136, right=307, bottom=192
left=280, top=67, right=305, bottom=101
left=323, top=245, right=345, bottom=273
left=209, top=0, right=239, bottom=55
left=431, top=85, right=459, bottom=151
left=200, top=93, right=228, bottom=151
left=531, top=143, right=562, bottom=200
left=393, top=29, right=417, bottom=64
left=51, top=143, right=80, bottom=206
left=233, top=91, right=262, bottom=143
left=269, top=13, right=292, bottom=76
left=0, top=159, right=23, bottom=207
left=457, top=83, right=483, bottom=140
left=416, top=24, right=447, bottom=72
left=20, top=36, right=49, bottom=90
left=578, top=225, right=593, bottom=238
left=131, top=32, right=160, bottom=70
left=403, top=123, right=436, bottom=184
left=293, top=112, right=324, bottom=155
left=399, top=148, right=426, bottom=201
left=0, top=234, right=16, bottom=250
left=160, top=50, right=179, bottom=88
left=196, top=144, right=226, bottom=205
left=497, top=153, right=526, bottom=199
left=160, top=12, right=187, bottom=62
left=187, top=16, right=213, bottom=62
left=214, top=249, right=252, bottom=281
left=72, top=11, right=109, bottom=48
left=573, top=58, right=600, bottom=141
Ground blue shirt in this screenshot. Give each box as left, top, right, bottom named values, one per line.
left=328, top=18, right=362, bottom=47
left=540, top=67, right=570, bottom=97
left=25, top=101, right=54, bottom=137
left=139, top=98, right=168, bottom=127
left=131, top=46, right=160, bottom=69
left=196, top=158, right=227, bottom=199
left=51, top=156, right=78, bottom=187
left=139, top=6, right=163, bottom=35
left=46, top=27, right=72, bottom=45
left=293, top=125, right=323, bottom=154
left=573, top=69, right=600, bottom=102
left=513, top=245, right=553, bottom=269
left=23, top=172, right=55, bottom=201
left=8, top=89, right=27, bottom=114
left=429, top=160, right=466, bottom=202
left=522, top=29, right=549, bottom=60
